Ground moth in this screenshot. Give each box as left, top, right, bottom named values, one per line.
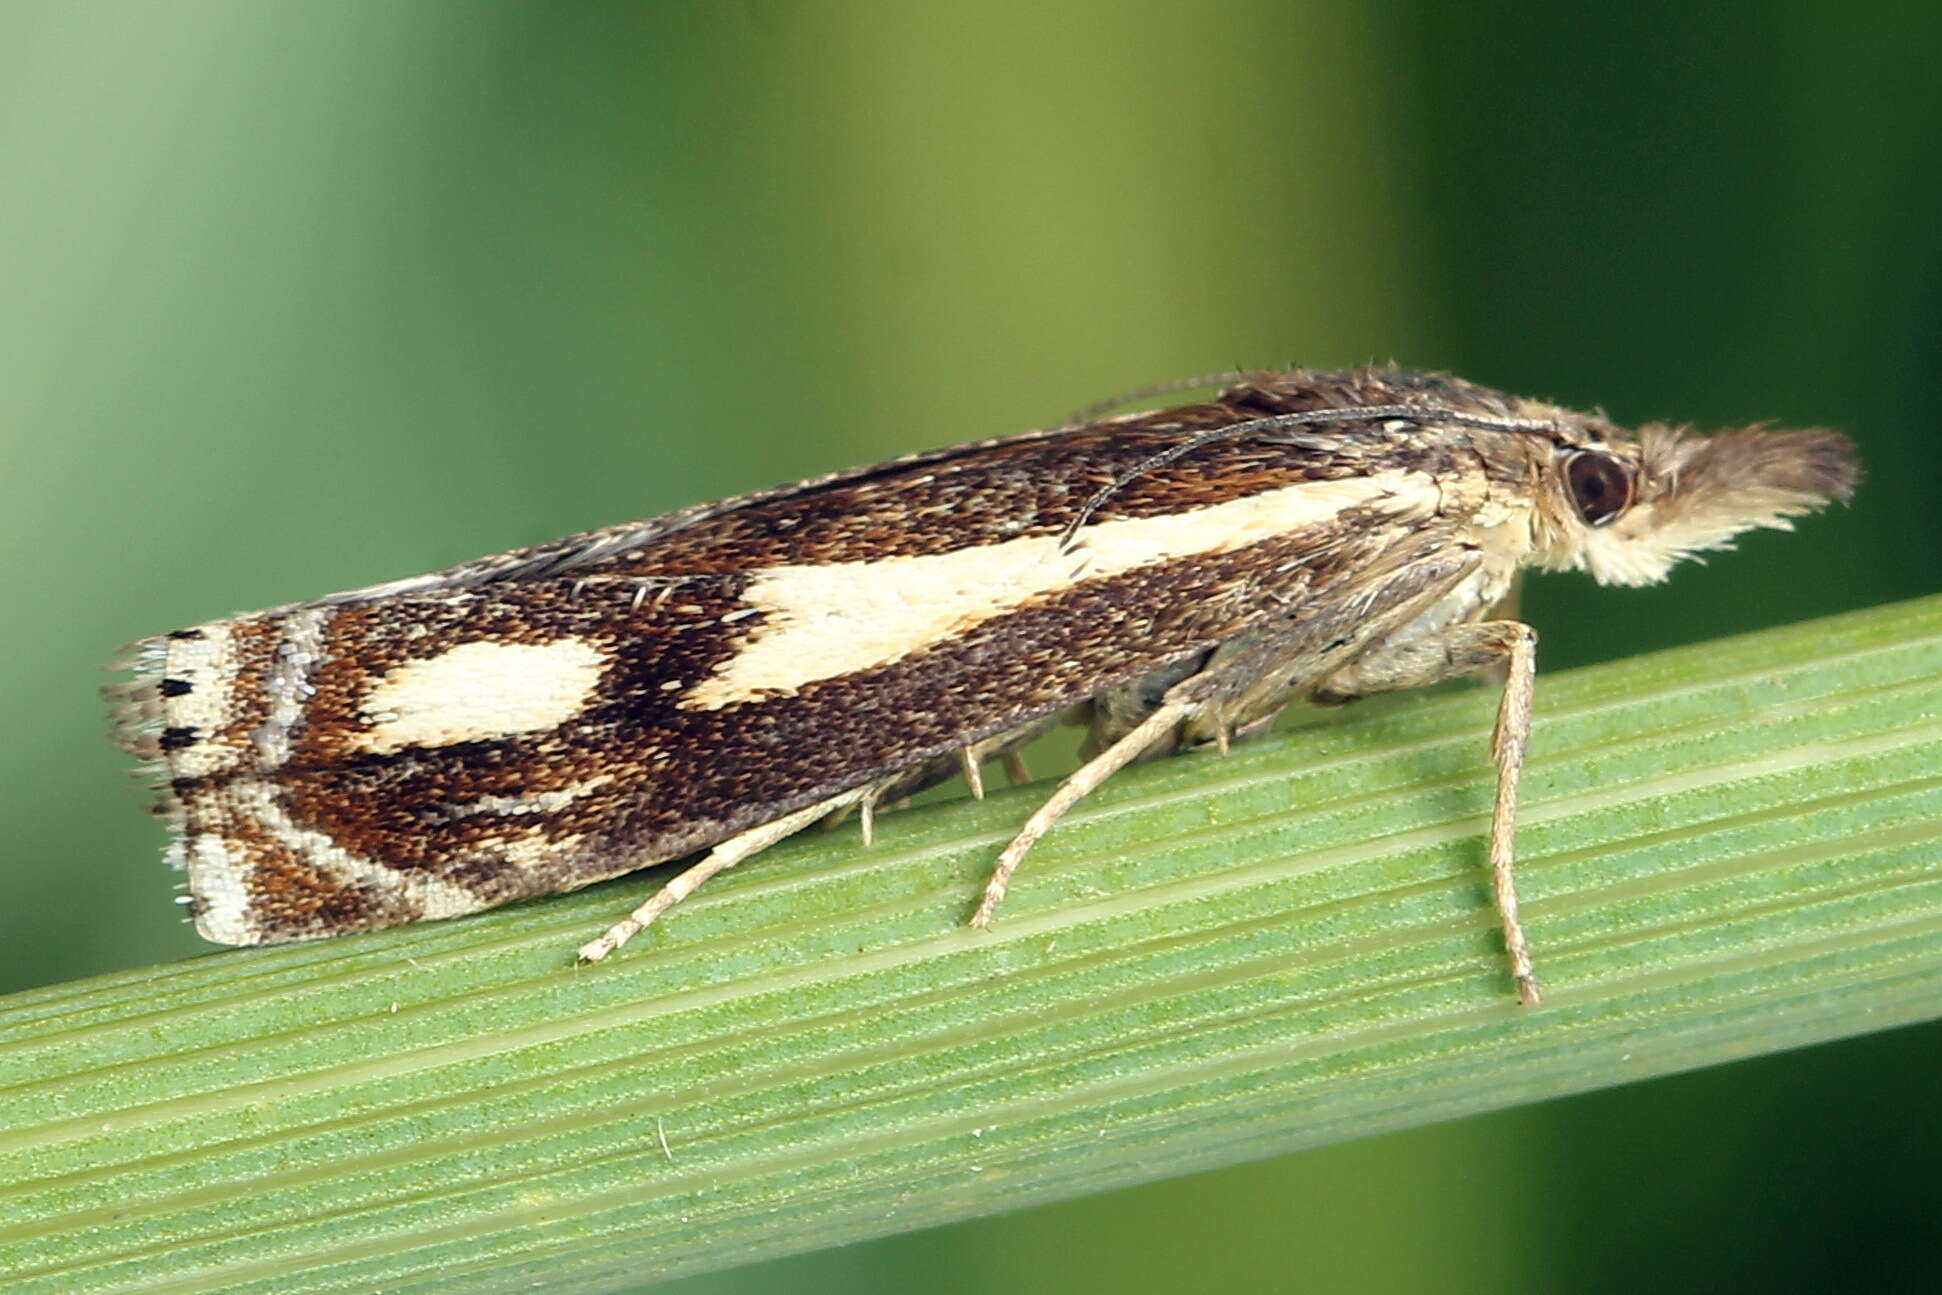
left=110, top=367, right=1856, bottom=1003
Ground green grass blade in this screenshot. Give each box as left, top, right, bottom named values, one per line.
left=2, top=596, right=1939, bottom=1295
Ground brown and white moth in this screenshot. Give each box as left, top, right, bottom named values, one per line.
left=109, top=367, right=1857, bottom=1003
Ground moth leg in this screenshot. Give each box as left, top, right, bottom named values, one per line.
left=970, top=695, right=1199, bottom=930
left=858, top=783, right=884, bottom=846
left=577, top=786, right=867, bottom=964
left=821, top=779, right=890, bottom=845
left=972, top=641, right=1305, bottom=929
left=959, top=747, right=986, bottom=800
left=969, top=718, right=1059, bottom=791
left=1315, top=620, right=1541, bottom=1006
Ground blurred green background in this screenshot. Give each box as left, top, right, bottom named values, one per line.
left=3, top=2, right=1937, bottom=1291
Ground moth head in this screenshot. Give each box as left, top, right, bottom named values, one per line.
left=1538, top=419, right=1858, bottom=587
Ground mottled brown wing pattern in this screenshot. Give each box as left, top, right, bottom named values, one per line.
left=193, top=426, right=1448, bottom=940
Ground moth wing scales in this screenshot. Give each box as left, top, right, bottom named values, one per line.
left=117, top=395, right=1466, bottom=950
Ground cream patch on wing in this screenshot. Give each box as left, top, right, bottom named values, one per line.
left=684, top=469, right=1435, bottom=710
left=445, top=775, right=617, bottom=820
left=356, top=639, right=608, bottom=754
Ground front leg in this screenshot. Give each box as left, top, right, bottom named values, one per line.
left=1315, top=620, right=1541, bottom=1004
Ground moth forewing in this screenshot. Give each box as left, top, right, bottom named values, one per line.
left=110, top=367, right=1857, bottom=1004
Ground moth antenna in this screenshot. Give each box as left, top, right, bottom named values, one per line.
left=1060, top=403, right=1566, bottom=545
left=1060, top=370, right=1244, bottom=425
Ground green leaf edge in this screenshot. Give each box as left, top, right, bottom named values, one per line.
left=2, top=595, right=1939, bottom=1295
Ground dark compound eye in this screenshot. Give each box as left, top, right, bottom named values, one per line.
left=1565, top=451, right=1635, bottom=527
